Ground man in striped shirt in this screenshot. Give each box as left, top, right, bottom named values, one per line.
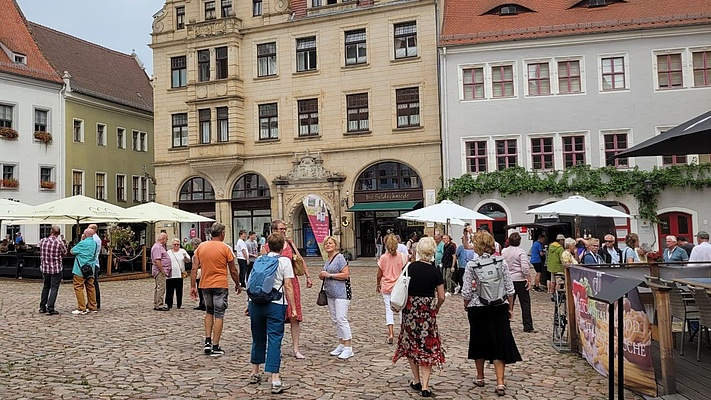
left=39, top=226, right=67, bottom=315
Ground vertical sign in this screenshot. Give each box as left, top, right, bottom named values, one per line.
left=303, top=194, right=331, bottom=260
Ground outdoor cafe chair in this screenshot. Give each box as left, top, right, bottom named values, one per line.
left=690, top=286, right=711, bottom=362
left=660, top=278, right=700, bottom=356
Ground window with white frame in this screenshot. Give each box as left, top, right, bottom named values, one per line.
left=171, top=56, right=187, bottom=88
left=72, top=170, right=84, bottom=195
left=345, top=29, right=367, bottom=66
left=117, top=127, right=126, bottom=149
left=526, top=62, right=551, bottom=96
left=132, top=130, right=139, bottom=151
left=205, top=1, right=216, bottom=20
left=141, top=177, right=148, bottom=202
left=132, top=176, right=140, bottom=202
left=221, top=0, right=233, bottom=17
left=557, top=59, right=582, bottom=94
left=97, top=123, right=106, bottom=146
left=1, top=163, right=17, bottom=183
left=462, top=67, right=485, bottom=100
left=530, top=137, right=554, bottom=170
left=176, top=6, right=185, bottom=29
left=562, top=134, right=586, bottom=166
left=199, top=109, right=211, bottom=144
left=692, top=50, right=711, bottom=87
left=465, top=140, right=487, bottom=173
left=603, top=131, right=629, bottom=168
left=296, top=36, right=317, bottom=72
left=600, top=56, right=627, bottom=91
left=34, top=109, right=48, bottom=132
left=198, top=49, right=210, bottom=82
left=394, top=21, right=417, bottom=59
left=172, top=113, right=188, bottom=147
left=139, top=132, right=147, bottom=152
left=495, top=139, right=517, bottom=170
left=491, top=64, right=515, bottom=98
left=0, top=104, right=13, bottom=128
left=216, top=46, right=228, bottom=79
left=395, top=87, right=420, bottom=128
left=656, top=53, right=683, bottom=89
left=297, top=99, right=319, bottom=137
left=253, top=0, right=262, bottom=16
left=259, top=103, right=278, bottom=140
left=39, top=166, right=54, bottom=190
left=116, top=174, right=126, bottom=202
left=95, top=172, right=106, bottom=200
left=73, top=119, right=84, bottom=142
left=657, top=127, right=687, bottom=166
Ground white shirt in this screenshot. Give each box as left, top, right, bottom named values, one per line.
left=689, top=241, right=711, bottom=267
left=236, top=238, right=248, bottom=260
left=397, top=243, right=408, bottom=255
left=268, top=252, right=294, bottom=305
left=168, top=248, right=188, bottom=278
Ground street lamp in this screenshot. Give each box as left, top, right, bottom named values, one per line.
left=643, top=179, right=653, bottom=192
left=149, top=192, right=156, bottom=202
left=340, top=190, right=350, bottom=208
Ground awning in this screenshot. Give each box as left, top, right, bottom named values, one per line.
left=347, top=200, right=421, bottom=212
left=503, top=222, right=568, bottom=230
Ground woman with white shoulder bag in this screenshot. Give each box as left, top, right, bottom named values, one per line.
left=377, top=234, right=407, bottom=344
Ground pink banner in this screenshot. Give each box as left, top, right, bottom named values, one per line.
left=302, top=194, right=331, bottom=259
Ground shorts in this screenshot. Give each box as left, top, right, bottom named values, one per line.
left=203, top=288, right=229, bottom=319
left=532, top=262, right=543, bottom=273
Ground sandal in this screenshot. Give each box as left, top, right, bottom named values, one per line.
left=387, top=336, right=394, bottom=344
left=421, top=389, right=432, bottom=397
left=474, top=378, right=485, bottom=387
left=409, top=381, right=422, bottom=391
left=294, top=352, right=306, bottom=359
left=495, top=385, right=506, bottom=396
left=248, top=374, right=261, bottom=384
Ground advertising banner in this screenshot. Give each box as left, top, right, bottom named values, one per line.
left=302, top=194, right=331, bottom=259
left=569, top=266, right=656, bottom=397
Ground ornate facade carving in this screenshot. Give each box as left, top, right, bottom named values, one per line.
left=151, top=6, right=167, bottom=34
left=187, top=18, right=242, bottom=39
left=280, top=151, right=342, bottom=183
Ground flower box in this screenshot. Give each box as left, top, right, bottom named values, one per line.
left=0, top=127, right=18, bottom=140
left=1, top=178, right=19, bottom=188
left=34, top=131, right=53, bottom=143
left=40, top=180, right=56, bottom=190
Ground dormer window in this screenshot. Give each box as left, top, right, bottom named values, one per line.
left=14, top=54, right=26, bottom=64
left=500, top=5, right=517, bottom=15
left=589, top=0, right=606, bottom=6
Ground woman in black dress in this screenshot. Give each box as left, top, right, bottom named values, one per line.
left=461, top=231, right=521, bottom=396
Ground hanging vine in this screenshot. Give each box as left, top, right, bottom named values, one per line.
left=438, top=163, right=711, bottom=221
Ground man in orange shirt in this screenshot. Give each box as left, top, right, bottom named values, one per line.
left=190, top=222, right=241, bottom=356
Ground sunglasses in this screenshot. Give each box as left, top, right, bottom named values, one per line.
left=604, top=240, right=614, bottom=243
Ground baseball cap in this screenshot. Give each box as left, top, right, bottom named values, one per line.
left=556, top=234, right=565, bottom=241
left=695, top=231, right=710, bottom=239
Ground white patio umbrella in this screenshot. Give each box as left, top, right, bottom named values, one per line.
left=399, top=200, right=493, bottom=233
left=524, top=195, right=631, bottom=218
left=0, top=198, right=31, bottom=219
left=125, top=202, right=215, bottom=223
left=12, top=195, right=137, bottom=225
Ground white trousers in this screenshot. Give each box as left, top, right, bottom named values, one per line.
left=382, top=293, right=401, bottom=326
left=327, top=297, right=352, bottom=340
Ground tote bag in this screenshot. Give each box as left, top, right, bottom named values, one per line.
left=389, top=262, right=411, bottom=312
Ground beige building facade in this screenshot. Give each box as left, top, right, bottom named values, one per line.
left=150, top=0, right=440, bottom=257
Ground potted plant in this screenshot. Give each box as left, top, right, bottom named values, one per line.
left=40, top=180, right=56, bottom=190
left=33, top=131, right=52, bottom=143
left=0, top=127, right=18, bottom=140
left=1, top=178, right=19, bottom=188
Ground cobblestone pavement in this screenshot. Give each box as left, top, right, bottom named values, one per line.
left=0, top=262, right=645, bottom=399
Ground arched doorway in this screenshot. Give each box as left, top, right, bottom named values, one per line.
left=177, top=177, right=215, bottom=241
left=352, top=161, right=423, bottom=257
left=477, top=203, right=508, bottom=247
left=658, top=211, right=693, bottom=251
left=231, top=173, right=272, bottom=241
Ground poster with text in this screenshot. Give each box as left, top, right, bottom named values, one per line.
left=569, top=266, right=656, bottom=397
left=302, top=194, right=331, bottom=260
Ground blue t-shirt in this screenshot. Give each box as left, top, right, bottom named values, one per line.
left=455, top=245, right=476, bottom=268
left=530, top=241, right=543, bottom=264
left=323, top=253, right=349, bottom=299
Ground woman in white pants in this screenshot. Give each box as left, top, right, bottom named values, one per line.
left=318, top=236, right=354, bottom=359
left=377, top=234, right=406, bottom=344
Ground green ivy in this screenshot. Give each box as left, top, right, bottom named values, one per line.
left=438, top=164, right=711, bottom=222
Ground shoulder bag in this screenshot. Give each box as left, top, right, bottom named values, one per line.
left=287, top=241, right=306, bottom=276
left=79, top=245, right=98, bottom=278
left=390, top=262, right=411, bottom=312
left=316, top=254, right=337, bottom=306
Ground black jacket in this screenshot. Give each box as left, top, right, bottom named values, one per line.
left=598, top=246, right=622, bottom=264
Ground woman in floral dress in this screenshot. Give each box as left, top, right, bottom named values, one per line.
left=393, top=237, right=445, bottom=398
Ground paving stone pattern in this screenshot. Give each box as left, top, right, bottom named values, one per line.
left=0, top=263, right=645, bottom=399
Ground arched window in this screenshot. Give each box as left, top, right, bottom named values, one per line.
left=179, top=177, right=215, bottom=201
left=232, top=173, right=270, bottom=199
left=355, top=162, right=421, bottom=192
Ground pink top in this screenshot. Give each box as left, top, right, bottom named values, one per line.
left=501, top=245, right=531, bottom=282
left=378, top=252, right=404, bottom=293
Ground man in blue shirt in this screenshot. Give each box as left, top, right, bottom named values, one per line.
left=530, top=235, right=547, bottom=292
left=454, top=243, right=476, bottom=294
left=434, top=234, right=444, bottom=269
left=663, top=235, right=689, bottom=264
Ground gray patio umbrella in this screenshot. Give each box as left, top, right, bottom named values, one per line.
left=614, top=109, right=711, bottom=158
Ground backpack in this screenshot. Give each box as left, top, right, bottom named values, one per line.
left=471, top=256, right=507, bottom=306
left=246, top=254, right=283, bottom=304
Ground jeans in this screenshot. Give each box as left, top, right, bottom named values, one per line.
left=327, top=297, right=352, bottom=340
left=94, top=266, right=101, bottom=309
left=40, top=272, right=62, bottom=311
left=455, top=268, right=465, bottom=289
left=196, top=279, right=205, bottom=308
left=166, top=277, right=183, bottom=308
left=249, top=302, right=287, bottom=373
left=73, top=274, right=97, bottom=311
left=154, top=273, right=167, bottom=308
left=512, top=280, right=534, bottom=331
left=204, top=288, right=229, bottom=319
left=237, top=259, right=248, bottom=287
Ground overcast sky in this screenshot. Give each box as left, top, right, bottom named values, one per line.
left=16, top=0, right=165, bottom=76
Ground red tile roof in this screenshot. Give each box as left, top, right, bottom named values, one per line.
left=441, top=0, right=711, bottom=46
left=29, top=22, right=154, bottom=112
left=0, top=0, right=62, bottom=83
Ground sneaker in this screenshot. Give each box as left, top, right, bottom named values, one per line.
left=39, top=307, right=47, bottom=313
left=329, top=344, right=345, bottom=356
left=47, top=310, right=59, bottom=315
left=71, top=309, right=88, bottom=315
left=210, top=345, right=225, bottom=357
left=337, top=347, right=354, bottom=359
left=271, top=382, right=290, bottom=394
left=248, top=374, right=261, bottom=384
left=203, top=341, right=212, bottom=354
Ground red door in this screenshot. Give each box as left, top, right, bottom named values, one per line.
left=657, top=212, right=693, bottom=251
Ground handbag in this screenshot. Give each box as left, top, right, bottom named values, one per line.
left=78, top=243, right=98, bottom=278
left=316, top=281, right=328, bottom=306
left=287, top=241, right=306, bottom=276
left=390, top=262, right=411, bottom=312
